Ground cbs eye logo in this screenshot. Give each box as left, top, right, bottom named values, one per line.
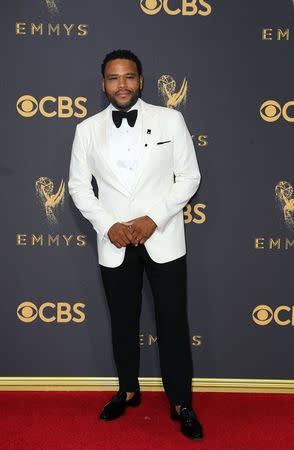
left=252, top=305, right=294, bottom=326
left=16, top=95, right=87, bottom=118
left=17, top=301, right=85, bottom=323
left=140, top=0, right=212, bottom=16
left=260, top=100, right=294, bottom=123
left=252, top=305, right=273, bottom=325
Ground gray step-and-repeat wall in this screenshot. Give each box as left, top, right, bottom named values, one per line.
left=1, top=0, right=293, bottom=380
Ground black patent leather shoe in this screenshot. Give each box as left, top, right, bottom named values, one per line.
left=170, top=404, right=204, bottom=440
left=99, top=390, right=141, bottom=421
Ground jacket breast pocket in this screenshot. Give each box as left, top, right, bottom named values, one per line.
left=153, top=140, right=173, bottom=164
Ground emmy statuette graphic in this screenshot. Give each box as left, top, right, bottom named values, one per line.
left=158, top=75, right=188, bottom=109
left=35, top=177, right=65, bottom=225
left=275, top=181, right=294, bottom=231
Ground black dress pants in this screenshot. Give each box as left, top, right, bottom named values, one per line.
left=99, top=243, right=193, bottom=407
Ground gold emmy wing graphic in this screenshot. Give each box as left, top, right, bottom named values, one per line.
left=44, top=0, right=60, bottom=14
left=35, top=177, right=65, bottom=225
left=275, top=181, right=294, bottom=231
left=158, top=75, right=188, bottom=109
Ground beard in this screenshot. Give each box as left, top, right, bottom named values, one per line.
left=105, top=88, right=141, bottom=111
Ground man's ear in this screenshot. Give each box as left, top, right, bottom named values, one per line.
left=139, top=76, right=144, bottom=90
left=101, top=79, right=105, bottom=92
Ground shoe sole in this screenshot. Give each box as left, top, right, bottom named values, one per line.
left=99, top=397, right=141, bottom=420
left=182, top=432, right=203, bottom=440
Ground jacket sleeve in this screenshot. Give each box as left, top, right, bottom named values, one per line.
left=146, top=110, right=201, bottom=232
left=68, top=125, right=117, bottom=241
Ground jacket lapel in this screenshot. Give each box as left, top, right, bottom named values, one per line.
left=94, top=106, right=132, bottom=196
left=131, top=100, right=158, bottom=194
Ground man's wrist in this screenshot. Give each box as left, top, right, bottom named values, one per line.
left=146, top=215, right=157, bottom=228
left=103, top=221, right=118, bottom=241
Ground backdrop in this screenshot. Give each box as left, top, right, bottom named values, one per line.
left=1, top=0, right=293, bottom=381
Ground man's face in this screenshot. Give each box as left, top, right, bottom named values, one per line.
left=102, top=58, right=143, bottom=111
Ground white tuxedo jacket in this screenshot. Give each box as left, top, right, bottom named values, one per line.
left=68, top=98, right=201, bottom=267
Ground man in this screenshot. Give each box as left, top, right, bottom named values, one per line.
left=68, top=49, right=203, bottom=440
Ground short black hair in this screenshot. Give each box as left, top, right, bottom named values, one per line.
left=101, top=49, right=143, bottom=77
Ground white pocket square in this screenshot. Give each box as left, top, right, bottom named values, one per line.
left=156, top=140, right=172, bottom=145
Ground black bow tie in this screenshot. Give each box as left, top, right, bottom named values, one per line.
left=112, top=109, right=138, bottom=128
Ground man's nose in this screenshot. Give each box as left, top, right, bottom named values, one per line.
left=118, top=76, right=127, bottom=88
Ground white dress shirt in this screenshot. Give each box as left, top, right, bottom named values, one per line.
left=107, top=99, right=143, bottom=191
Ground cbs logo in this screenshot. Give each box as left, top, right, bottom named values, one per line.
left=252, top=305, right=294, bottom=326
left=140, top=0, right=212, bottom=16
left=260, top=100, right=294, bottom=123
left=16, top=95, right=87, bottom=118
left=17, top=301, right=85, bottom=323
